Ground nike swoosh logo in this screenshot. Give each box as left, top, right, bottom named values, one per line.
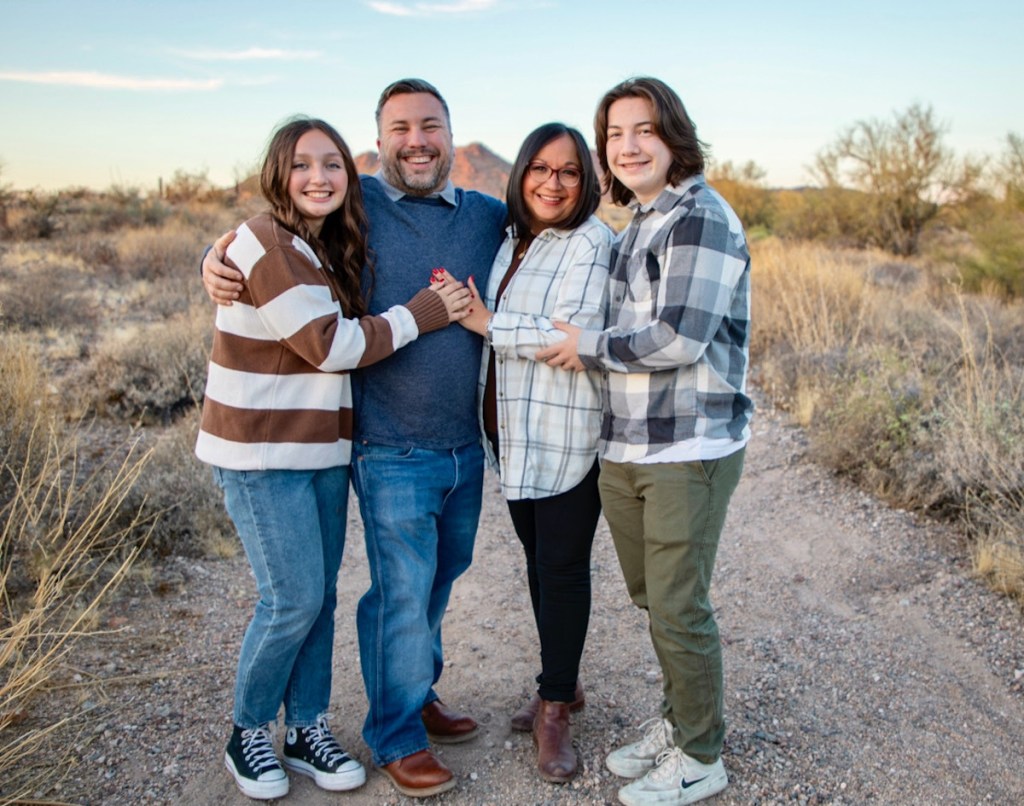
left=681, top=775, right=708, bottom=789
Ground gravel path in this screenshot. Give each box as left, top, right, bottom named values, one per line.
left=46, top=399, right=1024, bottom=805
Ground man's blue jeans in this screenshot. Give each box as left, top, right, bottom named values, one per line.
left=213, top=465, right=349, bottom=729
left=351, top=441, right=483, bottom=766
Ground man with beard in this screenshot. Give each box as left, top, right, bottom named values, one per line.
left=203, top=79, right=506, bottom=797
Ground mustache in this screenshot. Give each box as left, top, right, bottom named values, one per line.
left=398, top=147, right=440, bottom=158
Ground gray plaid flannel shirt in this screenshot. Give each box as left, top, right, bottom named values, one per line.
left=576, top=175, right=753, bottom=463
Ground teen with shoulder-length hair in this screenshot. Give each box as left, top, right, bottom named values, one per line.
left=195, top=115, right=469, bottom=801
left=538, top=77, right=753, bottom=806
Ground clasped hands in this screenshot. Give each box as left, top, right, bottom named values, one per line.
left=432, top=269, right=586, bottom=372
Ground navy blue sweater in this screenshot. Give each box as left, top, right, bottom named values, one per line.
left=353, top=176, right=506, bottom=449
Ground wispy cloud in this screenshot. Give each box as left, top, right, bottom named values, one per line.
left=0, top=70, right=221, bottom=91
left=367, top=0, right=499, bottom=17
left=173, top=47, right=322, bottom=61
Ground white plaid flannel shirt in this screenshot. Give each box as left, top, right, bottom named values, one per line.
left=480, top=215, right=612, bottom=499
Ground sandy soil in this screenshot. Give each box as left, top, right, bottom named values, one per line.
left=44, top=398, right=1024, bottom=805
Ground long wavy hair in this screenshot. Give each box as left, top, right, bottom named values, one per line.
left=260, top=116, right=371, bottom=316
left=594, top=77, right=708, bottom=206
left=505, top=123, right=601, bottom=238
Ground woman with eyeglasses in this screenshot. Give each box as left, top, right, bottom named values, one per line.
left=439, top=122, right=611, bottom=783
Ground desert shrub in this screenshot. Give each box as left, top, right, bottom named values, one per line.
left=0, top=428, right=152, bottom=802
left=707, top=160, right=775, bottom=233
left=772, top=186, right=878, bottom=247
left=811, top=348, right=947, bottom=511
left=0, top=328, right=155, bottom=801
left=77, top=186, right=170, bottom=233
left=116, top=411, right=234, bottom=558
left=753, top=238, right=1024, bottom=601
left=0, top=246, right=97, bottom=331
left=160, top=169, right=231, bottom=205
left=76, top=304, right=210, bottom=425
left=6, top=190, right=62, bottom=240
left=0, top=332, right=50, bottom=509
left=750, top=238, right=871, bottom=416
left=111, top=219, right=207, bottom=281
left=960, top=207, right=1024, bottom=299
left=60, top=231, right=120, bottom=273
left=813, top=104, right=954, bottom=256
left=0, top=167, right=12, bottom=236
left=104, top=195, right=170, bottom=232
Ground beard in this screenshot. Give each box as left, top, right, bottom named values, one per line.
left=381, top=145, right=454, bottom=196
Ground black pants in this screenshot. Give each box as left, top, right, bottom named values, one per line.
left=506, top=460, right=602, bottom=703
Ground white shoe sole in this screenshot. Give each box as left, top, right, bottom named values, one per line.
left=617, top=768, right=728, bottom=805
left=606, top=753, right=658, bottom=779
left=225, top=753, right=289, bottom=800
left=283, top=756, right=367, bottom=791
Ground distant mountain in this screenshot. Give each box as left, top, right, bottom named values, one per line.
left=354, top=142, right=512, bottom=200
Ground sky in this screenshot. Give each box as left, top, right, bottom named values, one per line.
left=1, top=0, right=1021, bottom=192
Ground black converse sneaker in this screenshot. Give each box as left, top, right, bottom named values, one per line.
left=283, top=714, right=366, bottom=791
left=224, top=724, right=289, bottom=800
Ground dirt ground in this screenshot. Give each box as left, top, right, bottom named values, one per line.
left=45, top=398, right=1024, bottom=805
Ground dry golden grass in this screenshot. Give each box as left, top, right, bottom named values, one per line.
left=0, top=331, right=156, bottom=801
left=0, top=193, right=243, bottom=799
left=752, top=237, right=1024, bottom=602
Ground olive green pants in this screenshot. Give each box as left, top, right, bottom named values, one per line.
left=599, top=448, right=745, bottom=764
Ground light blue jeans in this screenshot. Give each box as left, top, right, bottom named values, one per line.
left=351, top=441, right=483, bottom=766
left=213, top=465, right=349, bottom=729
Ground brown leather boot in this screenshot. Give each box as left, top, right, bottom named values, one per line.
left=532, top=699, right=577, bottom=783
left=510, top=681, right=585, bottom=732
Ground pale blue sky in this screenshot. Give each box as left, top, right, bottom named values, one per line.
left=1, top=0, right=1021, bottom=191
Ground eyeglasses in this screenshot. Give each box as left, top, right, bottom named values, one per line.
left=527, top=162, right=582, bottom=188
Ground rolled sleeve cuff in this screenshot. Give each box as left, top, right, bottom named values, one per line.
left=577, top=329, right=603, bottom=370
left=404, top=288, right=450, bottom=335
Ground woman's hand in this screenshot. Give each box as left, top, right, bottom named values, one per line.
left=428, top=270, right=473, bottom=322
left=202, top=230, right=243, bottom=305
left=535, top=322, right=586, bottom=371
left=432, top=269, right=491, bottom=333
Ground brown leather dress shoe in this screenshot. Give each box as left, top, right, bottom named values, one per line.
left=510, top=681, right=585, bottom=732
left=378, top=749, right=455, bottom=797
left=421, top=699, right=479, bottom=744
left=533, top=699, right=577, bottom=783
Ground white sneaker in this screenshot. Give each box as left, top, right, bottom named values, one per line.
left=617, top=747, right=728, bottom=806
left=606, top=717, right=673, bottom=778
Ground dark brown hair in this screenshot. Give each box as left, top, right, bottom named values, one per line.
left=594, top=76, right=708, bottom=206
left=260, top=116, right=370, bottom=316
left=374, top=78, right=451, bottom=132
left=506, top=123, right=601, bottom=238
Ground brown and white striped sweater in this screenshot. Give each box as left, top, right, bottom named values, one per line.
left=195, top=213, right=448, bottom=470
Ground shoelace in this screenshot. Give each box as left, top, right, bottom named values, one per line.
left=241, top=726, right=280, bottom=774
left=302, top=717, right=350, bottom=768
left=648, top=747, right=686, bottom=784
left=634, top=717, right=671, bottom=754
